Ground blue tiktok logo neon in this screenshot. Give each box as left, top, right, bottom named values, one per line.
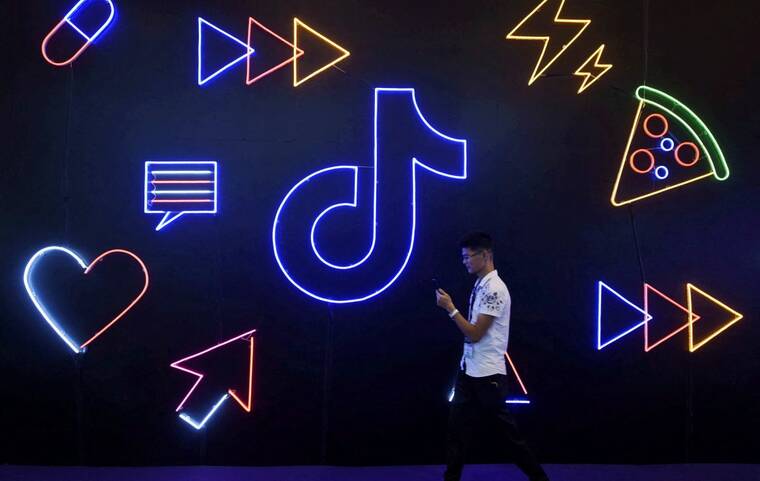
left=272, top=88, right=468, bottom=304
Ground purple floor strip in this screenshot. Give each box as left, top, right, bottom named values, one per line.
left=0, top=464, right=757, bottom=481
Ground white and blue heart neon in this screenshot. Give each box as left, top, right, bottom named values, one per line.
left=23, top=246, right=89, bottom=353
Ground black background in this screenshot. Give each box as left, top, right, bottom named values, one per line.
left=1, top=0, right=758, bottom=467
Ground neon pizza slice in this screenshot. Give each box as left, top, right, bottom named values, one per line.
left=611, top=86, right=729, bottom=207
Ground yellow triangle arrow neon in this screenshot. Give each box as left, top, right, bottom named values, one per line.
left=293, top=18, right=350, bottom=87
left=687, top=283, right=743, bottom=352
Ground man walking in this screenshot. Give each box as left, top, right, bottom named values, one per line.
left=436, top=232, right=549, bottom=481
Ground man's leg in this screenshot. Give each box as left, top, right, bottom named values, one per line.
left=444, top=372, right=476, bottom=481
left=477, top=374, right=549, bottom=481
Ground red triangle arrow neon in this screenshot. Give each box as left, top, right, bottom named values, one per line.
left=246, top=17, right=304, bottom=85
left=171, top=329, right=256, bottom=413
left=644, top=283, right=699, bottom=352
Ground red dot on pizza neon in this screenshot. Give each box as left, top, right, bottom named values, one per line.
left=675, top=142, right=700, bottom=167
left=643, top=113, right=668, bottom=138
left=629, top=149, right=655, bottom=174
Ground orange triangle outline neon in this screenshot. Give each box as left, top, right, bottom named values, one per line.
left=643, top=283, right=699, bottom=352
left=292, top=17, right=350, bottom=87
left=687, top=283, right=743, bottom=352
left=504, top=352, right=529, bottom=397
left=246, top=17, right=304, bottom=85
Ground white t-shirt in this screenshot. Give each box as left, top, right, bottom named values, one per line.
left=460, top=269, right=511, bottom=377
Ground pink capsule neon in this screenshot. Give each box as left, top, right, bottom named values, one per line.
left=41, top=0, right=115, bottom=67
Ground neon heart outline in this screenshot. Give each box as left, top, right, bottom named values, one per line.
left=23, top=246, right=150, bottom=353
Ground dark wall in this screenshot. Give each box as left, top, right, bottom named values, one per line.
left=1, top=0, right=758, bottom=466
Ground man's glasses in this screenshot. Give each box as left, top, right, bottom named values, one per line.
left=461, top=251, right=484, bottom=261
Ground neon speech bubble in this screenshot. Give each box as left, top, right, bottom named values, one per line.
left=23, top=246, right=149, bottom=353
left=144, top=161, right=218, bottom=231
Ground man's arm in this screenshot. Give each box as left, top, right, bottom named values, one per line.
left=436, top=289, right=495, bottom=342
left=452, top=312, right=496, bottom=342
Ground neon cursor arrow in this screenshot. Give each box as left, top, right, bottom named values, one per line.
left=170, top=329, right=255, bottom=429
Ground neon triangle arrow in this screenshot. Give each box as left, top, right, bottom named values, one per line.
left=644, top=283, right=699, bottom=352
left=293, top=17, right=350, bottom=87
left=171, top=328, right=256, bottom=420
left=597, top=281, right=651, bottom=350
left=246, top=17, right=304, bottom=85
left=198, top=17, right=255, bottom=86
left=687, top=283, right=743, bottom=352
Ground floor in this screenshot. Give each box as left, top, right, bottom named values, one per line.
left=0, top=464, right=757, bottom=481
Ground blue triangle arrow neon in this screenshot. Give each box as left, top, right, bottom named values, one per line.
left=596, top=281, right=652, bottom=350
left=197, top=17, right=254, bottom=86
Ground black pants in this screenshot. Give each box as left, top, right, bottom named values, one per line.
left=444, top=371, right=549, bottom=481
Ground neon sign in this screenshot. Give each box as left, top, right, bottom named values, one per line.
left=573, top=44, right=612, bottom=94
left=687, top=283, right=743, bottom=352
left=611, top=86, right=730, bottom=206
left=505, top=352, right=531, bottom=404
left=506, top=0, right=612, bottom=93
left=272, top=88, right=467, bottom=304
left=171, top=329, right=255, bottom=429
left=597, top=280, right=743, bottom=352
left=41, top=0, right=116, bottom=67
left=179, top=394, right=229, bottom=430
left=292, top=18, right=350, bottom=87
left=596, top=281, right=651, bottom=351
left=246, top=17, right=304, bottom=85
left=144, top=161, right=218, bottom=231
left=197, top=17, right=254, bottom=86
left=644, top=283, right=698, bottom=352
left=23, top=246, right=149, bottom=354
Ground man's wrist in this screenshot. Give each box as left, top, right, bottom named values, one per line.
left=448, top=308, right=459, bottom=319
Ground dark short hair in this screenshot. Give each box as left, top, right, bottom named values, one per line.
left=459, top=232, right=493, bottom=252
